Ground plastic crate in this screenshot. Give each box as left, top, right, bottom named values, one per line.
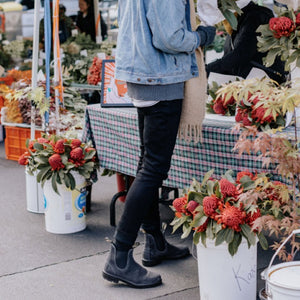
left=4, top=126, right=42, bottom=161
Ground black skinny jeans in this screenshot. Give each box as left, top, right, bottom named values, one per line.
left=115, top=99, right=183, bottom=246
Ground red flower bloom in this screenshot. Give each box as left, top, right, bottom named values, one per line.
left=85, top=147, right=95, bottom=152
left=219, top=178, right=238, bottom=198
left=296, top=13, right=300, bottom=26
left=187, top=200, right=199, bottom=214
left=37, top=137, right=49, bottom=144
left=236, top=171, right=256, bottom=184
left=173, top=196, right=188, bottom=213
left=213, top=100, right=226, bottom=115
left=242, top=116, right=252, bottom=126
left=216, top=203, right=246, bottom=231
left=235, top=110, right=244, bottom=122
left=269, top=16, right=296, bottom=38
left=28, top=140, right=36, bottom=153
left=53, top=139, right=65, bottom=154
left=70, top=147, right=84, bottom=160
left=49, top=154, right=65, bottom=171
left=18, top=152, right=30, bottom=165
left=71, top=139, right=82, bottom=149
left=251, top=105, right=274, bottom=124
left=203, top=195, right=220, bottom=217
left=246, top=209, right=261, bottom=227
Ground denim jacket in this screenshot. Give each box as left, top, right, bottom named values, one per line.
left=115, top=0, right=200, bottom=85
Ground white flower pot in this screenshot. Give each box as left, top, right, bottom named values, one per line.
left=196, top=238, right=257, bottom=300
left=43, top=173, right=87, bottom=234
left=25, top=169, right=44, bottom=213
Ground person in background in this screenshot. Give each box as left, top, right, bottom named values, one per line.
left=102, top=0, right=215, bottom=289
left=203, top=0, right=286, bottom=84
left=76, top=0, right=107, bottom=42
left=39, top=3, right=75, bottom=48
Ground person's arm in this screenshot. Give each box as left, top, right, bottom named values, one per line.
left=144, top=0, right=200, bottom=54
left=207, top=12, right=265, bottom=76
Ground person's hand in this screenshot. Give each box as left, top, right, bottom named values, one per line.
left=196, top=26, right=216, bottom=47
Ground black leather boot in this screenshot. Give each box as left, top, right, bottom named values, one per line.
left=142, top=233, right=190, bottom=267
left=103, top=244, right=162, bottom=288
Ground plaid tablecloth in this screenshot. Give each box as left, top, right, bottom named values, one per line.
left=82, top=104, right=279, bottom=189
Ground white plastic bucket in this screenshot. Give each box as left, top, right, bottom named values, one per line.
left=25, top=170, right=44, bottom=213
left=197, top=238, right=257, bottom=300
left=43, top=173, right=87, bottom=234
left=265, top=229, right=300, bottom=300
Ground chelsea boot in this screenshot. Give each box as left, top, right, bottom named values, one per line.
left=142, top=233, right=190, bottom=267
left=103, top=243, right=162, bottom=288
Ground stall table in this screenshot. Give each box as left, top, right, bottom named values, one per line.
left=82, top=105, right=280, bottom=225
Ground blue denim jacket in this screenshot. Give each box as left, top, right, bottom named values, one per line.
left=115, top=0, right=200, bottom=85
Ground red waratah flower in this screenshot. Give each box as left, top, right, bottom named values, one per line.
left=222, top=95, right=235, bottom=106
left=216, top=203, right=246, bottom=231
left=173, top=196, right=188, bottom=213
left=28, top=140, right=36, bottom=152
left=53, top=139, right=65, bottom=154
left=235, top=110, right=244, bottom=122
left=203, top=195, right=220, bottom=218
left=71, top=139, right=82, bottom=149
left=37, top=137, right=49, bottom=144
left=219, top=178, right=238, bottom=198
left=187, top=200, right=199, bottom=214
left=70, top=147, right=84, bottom=160
left=85, top=147, right=95, bottom=152
left=242, top=116, right=252, bottom=126
left=251, top=106, right=274, bottom=124
left=18, top=152, right=30, bottom=165
left=296, top=13, right=300, bottom=26
left=269, top=16, right=296, bottom=38
left=49, top=154, right=65, bottom=171
left=213, top=100, right=226, bottom=115
left=236, top=171, right=256, bottom=184
left=246, top=209, right=261, bottom=227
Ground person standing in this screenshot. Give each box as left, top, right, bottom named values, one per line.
left=102, top=0, right=216, bottom=288
left=76, top=0, right=107, bottom=41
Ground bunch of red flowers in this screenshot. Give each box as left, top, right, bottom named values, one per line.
left=18, top=134, right=99, bottom=193
left=235, top=94, right=285, bottom=130
left=171, top=170, right=268, bottom=256
left=87, top=57, right=103, bottom=85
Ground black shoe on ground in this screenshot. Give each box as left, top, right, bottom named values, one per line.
left=142, top=233, right=190, bottom=267
left=103, top=244, right=162, bottom=288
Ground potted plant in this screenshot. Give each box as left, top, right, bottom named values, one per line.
left=18, top=134, right=99, bottom=234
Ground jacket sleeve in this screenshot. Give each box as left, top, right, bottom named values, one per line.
left=145, top=0, right=200, bottom=54
left=207, top=11, right=266, bottom=76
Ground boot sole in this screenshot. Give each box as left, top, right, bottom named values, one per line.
left=142, top=250, right=190, bottom=267
left=102, top=271, right=162, bottom=288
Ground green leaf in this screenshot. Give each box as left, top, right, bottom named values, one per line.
left=36, top=166, right=51, bottom=183
left=51, top=172, right=59, bottom=195
left=181, top=224, right=192, bottom=239
left=33, top=143, right=44, bottom=151
left=187, top=191, right=203, bottom=203
left=224, top=228, right=235, bottom=244
left=193, top=231, right=201, bottom=245
left=67, top=173, right=76, bottom=190
left=228, top=233, right=242, bottom=256
left=171, top=216, right=188, bottom=233
left=240, top=224, right=256, bottom=246
left=258, top=232, right=269, bottom=250
left=206, top=219, right=214, bottom=240
left=215, top=229, right=226, bottom=246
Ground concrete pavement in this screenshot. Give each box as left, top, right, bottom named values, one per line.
left=0, top=140, right=272, bottom=300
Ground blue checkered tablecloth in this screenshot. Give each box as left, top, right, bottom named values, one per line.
left=82, top=104, right=280, bottom=189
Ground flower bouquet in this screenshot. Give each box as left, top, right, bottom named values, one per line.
left=171, top=169, right=270, bottom=256
left=18, top=134, right=99, bottom=194
left=216, top=77, right=287, bottom=130
left=257, top=6, right=300, bottom=71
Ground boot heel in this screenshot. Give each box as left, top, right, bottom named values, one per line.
left=102, top=271, right=119, bottom=283
left=142, top=258, right=160, bottom=267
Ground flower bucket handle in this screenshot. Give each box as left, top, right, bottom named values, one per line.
left=267, top=229, right=300, bottom=271
left=263, top=229, right=300, bottom=299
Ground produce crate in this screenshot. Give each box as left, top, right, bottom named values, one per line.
left=4, top=126, right=42, bottom=161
